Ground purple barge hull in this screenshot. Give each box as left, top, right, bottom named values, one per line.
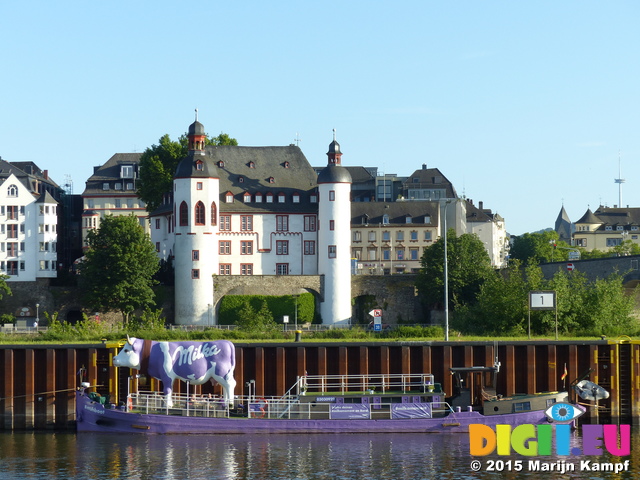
left=76, top=391, right=554, bottom=435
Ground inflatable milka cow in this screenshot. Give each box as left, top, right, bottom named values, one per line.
left=112, top=337, right=236, bottom=407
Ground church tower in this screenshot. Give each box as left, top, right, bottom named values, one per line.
left=173, top=112, right=219, bottom=325
left=317, top=132, right=352, bottom=324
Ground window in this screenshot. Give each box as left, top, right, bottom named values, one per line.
left=197, top=182, right=203, bottom=190
left=115, top=199, right=122, bottom=208
left=241, top=215, right=253, bottom=231
left=240, top=264, right=253, bottom=275
left=156, top=242, right=160, bottom=252
left=255, top=192, right=263, bottom=203
left=513, top=401, right=532, bottom=413
left=292, top=193, right=300, bottom=203
left=7, top=185, right=17, bottom=197
left=310, top=193, right=318, bottom=203
left=220, top=215, right=231, bottom=231
left=328, top=245, right=337, bottom=258
left=239, top=176, right=244, bottom=184
left=103, top=183, right=109, bottom=190
left=382, top=231, right=390, bottom=242
left=605, top=226, right=613, bottom=231
left=330, top=220, right=334, bottom=231
left=7, top=261, right=17, bottom=276
left=268, top=177, right=275, bottom=184
left=353, top=231, right=362, bottom=242
left=126, top=183, right=134, bottom=190
left=266, top=192, right=274, bottom=203
left=192, top=269, right=200, bottom=279
left=192, top=250, right=199, bottom=261
left=155, top=219, right=161, bottom=229
left=7, top=224, right=17, bottom=238
left=115, top=183, right=122, bottom=190
left=225, top=192, right=234, bottom=203
left=179, top=201, right=188, bottom=226
left=383, top=249, right=391, bottom=260
left=241, top=241, right=253, bottom=255
left=397, top=249, right=404, bottom=260
left=276, top=240, right=289, bottom=255
left=329, top=190, right=335, bottom=201
left=7, top=243, right=17, bottom=256
left=606, top=238, right=623, bottom=247
left=617, top=226, right=624, bottom=231
left=382, top=214, right=389, bottom=225
left=276, top=263, right=289, bottom=275
left=196, top=160, right=204, bottom=171
left=410, top=248, right=420, bottom=260
left=304, top=241, right=315, bottom=255
left=575, top=238, right=587, bottom=247
left=195, top=201, right=205, bottom=225
left=243, top=192, right=251, bottom=203
left=276, top=215, right=288, bottom=232
left=396, top=231, right=404, bottom=241
left=211, top=202, right=217, bottom=226
left=368, top=231, right=376, bottom=242
left=249, top=161, right=255, bottom=168
left=406, top=216, right=412, bottom=224
left=304, top=216, right=316, bottom=232
left=219, top=264, right=231, bottom=275
left=424, top=231, right=432, bottom=241
left=278, top=193, right=285, bottom=203
left=219, top=241, right=231, bottom=255
left=410, top=231, right=418, bottom=241
left=7, top=206, right=17, bottom=220
left=121, top=165, right=134, bottom=178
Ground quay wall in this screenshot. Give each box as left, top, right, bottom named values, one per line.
left=0, top=340, right=637, bottom=430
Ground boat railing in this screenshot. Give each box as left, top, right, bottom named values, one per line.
left=126, top=390, right=453, bottom=420
left=287, top=373, right=438, bottom=396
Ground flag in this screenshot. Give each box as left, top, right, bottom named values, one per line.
left=561, top=363, right=567, bottom=380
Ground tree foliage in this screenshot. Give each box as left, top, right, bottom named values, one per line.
left=416, top=229, right=494, bottom=311
left=137, top=132, right=238, bottom=212
left=453, top=261, right=638, bottom=336
left=509, top=230, right=574, bottom=264
left=80, top=215, right=160, bottom=325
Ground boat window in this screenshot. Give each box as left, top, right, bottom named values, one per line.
left=546, top=399, right=556, bottom=408
left=513, top=401, right=531, bottom=412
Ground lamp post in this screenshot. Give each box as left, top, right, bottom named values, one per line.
left=443, top=200, right=453, bottom=342
left=35, top=303, right=39, bottom=328
left=293, top=294, right=299, bottom=329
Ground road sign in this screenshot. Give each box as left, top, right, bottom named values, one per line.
left=374, top=324, right=382, bottom=332
left=567, top=263, right=575, bottom=271
left=369, top=309, right=382, bottom=317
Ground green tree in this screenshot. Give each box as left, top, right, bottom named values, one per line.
left=137, top=132, right=238, bottom=212
left=236, top=300, right=278, bottom=332
left=416, top=230, right=493, bottom=312
left=80, top=215, right=160, bottom=325
left=509, top=231, right=571, bottom=264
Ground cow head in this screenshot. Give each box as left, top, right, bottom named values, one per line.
left=112, top=336, right=141, bottom=369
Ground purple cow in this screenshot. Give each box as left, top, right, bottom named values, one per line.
left=112, top=337, right=236, bottom=407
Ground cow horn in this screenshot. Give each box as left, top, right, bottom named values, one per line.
left=126, top=334, right=132, bottom=345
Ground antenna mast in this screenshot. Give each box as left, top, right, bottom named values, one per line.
left=614, top=151, right=625, bottom=207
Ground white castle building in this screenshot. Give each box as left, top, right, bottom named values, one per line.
left=150, top=118, right=352, bottom=325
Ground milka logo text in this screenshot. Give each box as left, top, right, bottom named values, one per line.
left=172, top=343, right=222, bottom=366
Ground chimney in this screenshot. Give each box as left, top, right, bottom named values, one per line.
left=479, top=201, right=484, bottom=210
left=43, top=169, right=49, bottom=180
left=422, top=163, right=427, bottom=170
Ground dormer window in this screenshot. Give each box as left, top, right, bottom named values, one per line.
left=266, top=192, right=274, bottom=203
left=249, top=161, right=255, bottom=168
left=121, top=165, right=134, bottom=179
left=605, top=226, right=612, bottom=231
left=406, top=215, right=412, bottom=224
left=243, top=192, right=252, bottom=203
left=102, top=183, right=109, bottom=190
left=382, top=214, right=389, bottom=225
left=218, top=161, right=225, bottom=168
left=292, top=192, right=300, bottom=203
left=255, top=192, right=263, bottom=203
left=239, top=176, right=244, bottom=183
left=225, top=192, right=234, bottom=203
left=424, top=215, right=431, bottom=224
left=278, top=192, right=286, bottom=203
left=284, top=161, right=290, bottom=168
left=268, top=177, right=275, bottom=184
left=195, top=160, right=204, bottom=171
left=617, top=225, right=624, bottom=231
left=7, top=185, right=17, bottom=197
left=310, top=193, right=318, bottom=203
left=362, top=214, right=369, bottom=225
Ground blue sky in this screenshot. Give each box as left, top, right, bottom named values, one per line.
left=2, top=1, right=639, bottom=235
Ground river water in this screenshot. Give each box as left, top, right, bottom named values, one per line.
left=0, top=429, right=637, bottom=479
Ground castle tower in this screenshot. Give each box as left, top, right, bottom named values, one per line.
left=317, top=132, right=352, bottom=324
left=173, top=113, right=219, bottom=325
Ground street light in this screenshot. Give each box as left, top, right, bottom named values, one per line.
left=292, top=294, right=299, bottom=329
left=35, top=303, right=39, bottom=328
left=443, top=200, right=453, bottom=342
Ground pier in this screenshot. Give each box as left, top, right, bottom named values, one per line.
left=0, top=339, right=637, bottom=430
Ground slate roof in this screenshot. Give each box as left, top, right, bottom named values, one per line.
left=0, top=159, right=61, bottom=198
left=196, top=145, right=320, bottom=214
left=591, top=206, right=640, bottom=229
left=350, top=202, right=439, bottom=226
left=83, top=153, right=142, bottom=195
left=575, top=208, right=603, bottom=225
left=403, top=167, right=457, bottom=198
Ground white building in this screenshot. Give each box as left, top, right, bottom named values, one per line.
left=150, top=117, right=353, bottom=325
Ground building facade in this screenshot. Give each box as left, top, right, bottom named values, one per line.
left=573, top=206, right=640, bottom=251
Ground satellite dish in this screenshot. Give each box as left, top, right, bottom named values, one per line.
left=574, top=380, right=609, bottom=401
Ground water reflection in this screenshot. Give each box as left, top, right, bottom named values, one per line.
left=0, top=430, right=638, bottom=479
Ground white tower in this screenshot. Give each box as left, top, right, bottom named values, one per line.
left=317, top=132, right=352, bottom=324
left=173, top=113, right=219, bottom=325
